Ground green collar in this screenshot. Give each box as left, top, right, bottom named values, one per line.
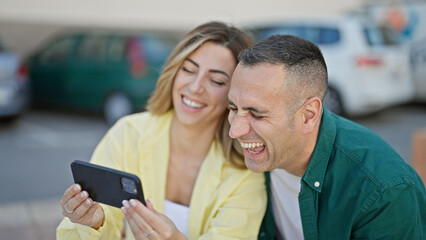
left=301, top=107, right=336, bottom=193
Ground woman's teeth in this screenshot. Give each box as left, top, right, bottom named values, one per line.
left=183, top=97, right=204, bottom=108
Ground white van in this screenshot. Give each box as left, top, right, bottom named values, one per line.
left=247, top=14, right=414, bottom=116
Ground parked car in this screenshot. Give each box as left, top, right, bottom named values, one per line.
left=27, top=32, right=178, bottom=124
left=410, top=38, right=426, bottom=102
left=0, top=38, right=30, bottom=121
left=246, top=14, right=414, bottom=116
left=364, top=1, right=426, bottom=103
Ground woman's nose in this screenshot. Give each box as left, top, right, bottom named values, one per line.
left=189, top=74, right=205, bottom=94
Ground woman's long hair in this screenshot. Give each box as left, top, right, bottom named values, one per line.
left=146, top=21, right=253, bottom=168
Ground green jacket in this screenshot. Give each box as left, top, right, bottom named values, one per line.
left=258, top=107, right=426, bottom=239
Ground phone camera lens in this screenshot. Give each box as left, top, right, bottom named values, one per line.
left=121, top=177, right=138, bottom=195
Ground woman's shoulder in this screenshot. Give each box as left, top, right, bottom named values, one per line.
left=115, top=111, right=173, bottom=132
left=221, top=161, right=265, bottom=184
left=105, top=111, right=173, bottom=144
left=208, top=141, right=264, bottom=181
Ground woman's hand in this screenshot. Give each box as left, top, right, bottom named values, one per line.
left=60, top=184, right=105, bottom=229
left=122, top=199, right=187, bottom=240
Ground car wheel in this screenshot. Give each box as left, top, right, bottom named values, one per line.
left=323, top=87, right=344, bottom=115
left=103, top=92, right=133, bottom=125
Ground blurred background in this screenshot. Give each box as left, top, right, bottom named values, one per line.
left=0, top=0, right=425, bottom=239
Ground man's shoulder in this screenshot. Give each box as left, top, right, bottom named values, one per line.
left=330, top=114, right=416, bottom=191
left=331, top=113, right=401, bottom=164
left=332, top=114, right=389, bottom=151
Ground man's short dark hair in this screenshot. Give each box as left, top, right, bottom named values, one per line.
left=238, top=35, right=328, bottom=104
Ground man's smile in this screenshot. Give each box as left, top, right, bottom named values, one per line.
left=239, top=141, right=265, bottom=154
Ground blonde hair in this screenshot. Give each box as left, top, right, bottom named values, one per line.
left=147, top=21, right=253, bottom=168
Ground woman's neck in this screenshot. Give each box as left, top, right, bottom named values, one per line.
left=170, top=117, right=219, bottom=161
left=166, top=116, right=220, bottom=205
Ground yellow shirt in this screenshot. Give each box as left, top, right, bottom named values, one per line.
left=57, top=111, right=267, bottom=239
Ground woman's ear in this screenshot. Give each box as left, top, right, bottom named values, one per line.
left=301, top=97, right=322, bottom=135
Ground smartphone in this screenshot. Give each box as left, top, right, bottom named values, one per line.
left=71, top=160, right=145, bottom=208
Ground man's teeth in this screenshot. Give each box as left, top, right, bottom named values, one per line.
left=240, top=142, right=264, bottom=149
left=183, top=97, right=203, bottom=108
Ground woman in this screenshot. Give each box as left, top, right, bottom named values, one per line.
left=57, top=21, right=266, bottom=240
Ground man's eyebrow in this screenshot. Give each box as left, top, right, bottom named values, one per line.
left=228, top=100, right=267, bottom=114
left=244, top=107, right=267, bottom=114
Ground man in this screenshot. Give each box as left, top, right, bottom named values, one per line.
left=227, top=35, right=426, bottom=239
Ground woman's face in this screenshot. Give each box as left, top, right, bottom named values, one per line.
left=172, top=42, right=237, bottom=129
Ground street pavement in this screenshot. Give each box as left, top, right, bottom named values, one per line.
left=0, top=198, right=62, bottom=240
left=0, top=108, right=108, bottom=240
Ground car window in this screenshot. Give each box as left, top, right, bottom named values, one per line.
left=320, top=27, right=340, bottom=44
left=258, top=26, right=340, bottom=45
left=364, top=26, right=401, bottom=46
left=77, top=36, right=108, bottom=61
left=138, top=35, right=175, bottom=62
left=124, top=34, right=176, bottom=79
left=301, top=27, right=321, bottom=43
left=39, top=37, right=75, bottom=63
left=258, top=27, right=305, bottom=41
left=107, top=36, right=126, bottom=62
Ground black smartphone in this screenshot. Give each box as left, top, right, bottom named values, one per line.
left=71, top=160, right=145, bottom=208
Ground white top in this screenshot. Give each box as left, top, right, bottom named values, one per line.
left=163, top=199, right=190, bottom=237
left=270, top=168, right=304, bottom=240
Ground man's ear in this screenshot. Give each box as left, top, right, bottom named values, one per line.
left=301, top=97, right=322, bottom=135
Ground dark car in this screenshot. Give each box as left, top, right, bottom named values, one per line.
left=0, top=37, right=30, bottom=121
left=27, top=32, right=178, bottom=124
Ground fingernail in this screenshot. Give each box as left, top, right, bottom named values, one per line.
left=86, top=199, right=91, bottom=205
left=121, top=206, right=127, bottom=214
left=80, top=191, right=87, bottom=197
left=122, top=200, right=128, bottom=207
left=74, top=184, right=81, bottom=191
left=130, top=199, right=137, bottom=207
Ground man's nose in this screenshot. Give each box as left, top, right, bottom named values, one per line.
left=229, top=114, right=250, bottom=139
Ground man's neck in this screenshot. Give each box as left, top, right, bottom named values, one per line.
left=283, top=125, right=320, bottom=177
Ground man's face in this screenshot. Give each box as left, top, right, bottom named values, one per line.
left=228, top=63, right=304, bottom=173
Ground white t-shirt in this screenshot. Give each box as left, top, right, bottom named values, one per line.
left=270, top=168, right=304, bottom=240
left=164, top=199, right=190, bottom=237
